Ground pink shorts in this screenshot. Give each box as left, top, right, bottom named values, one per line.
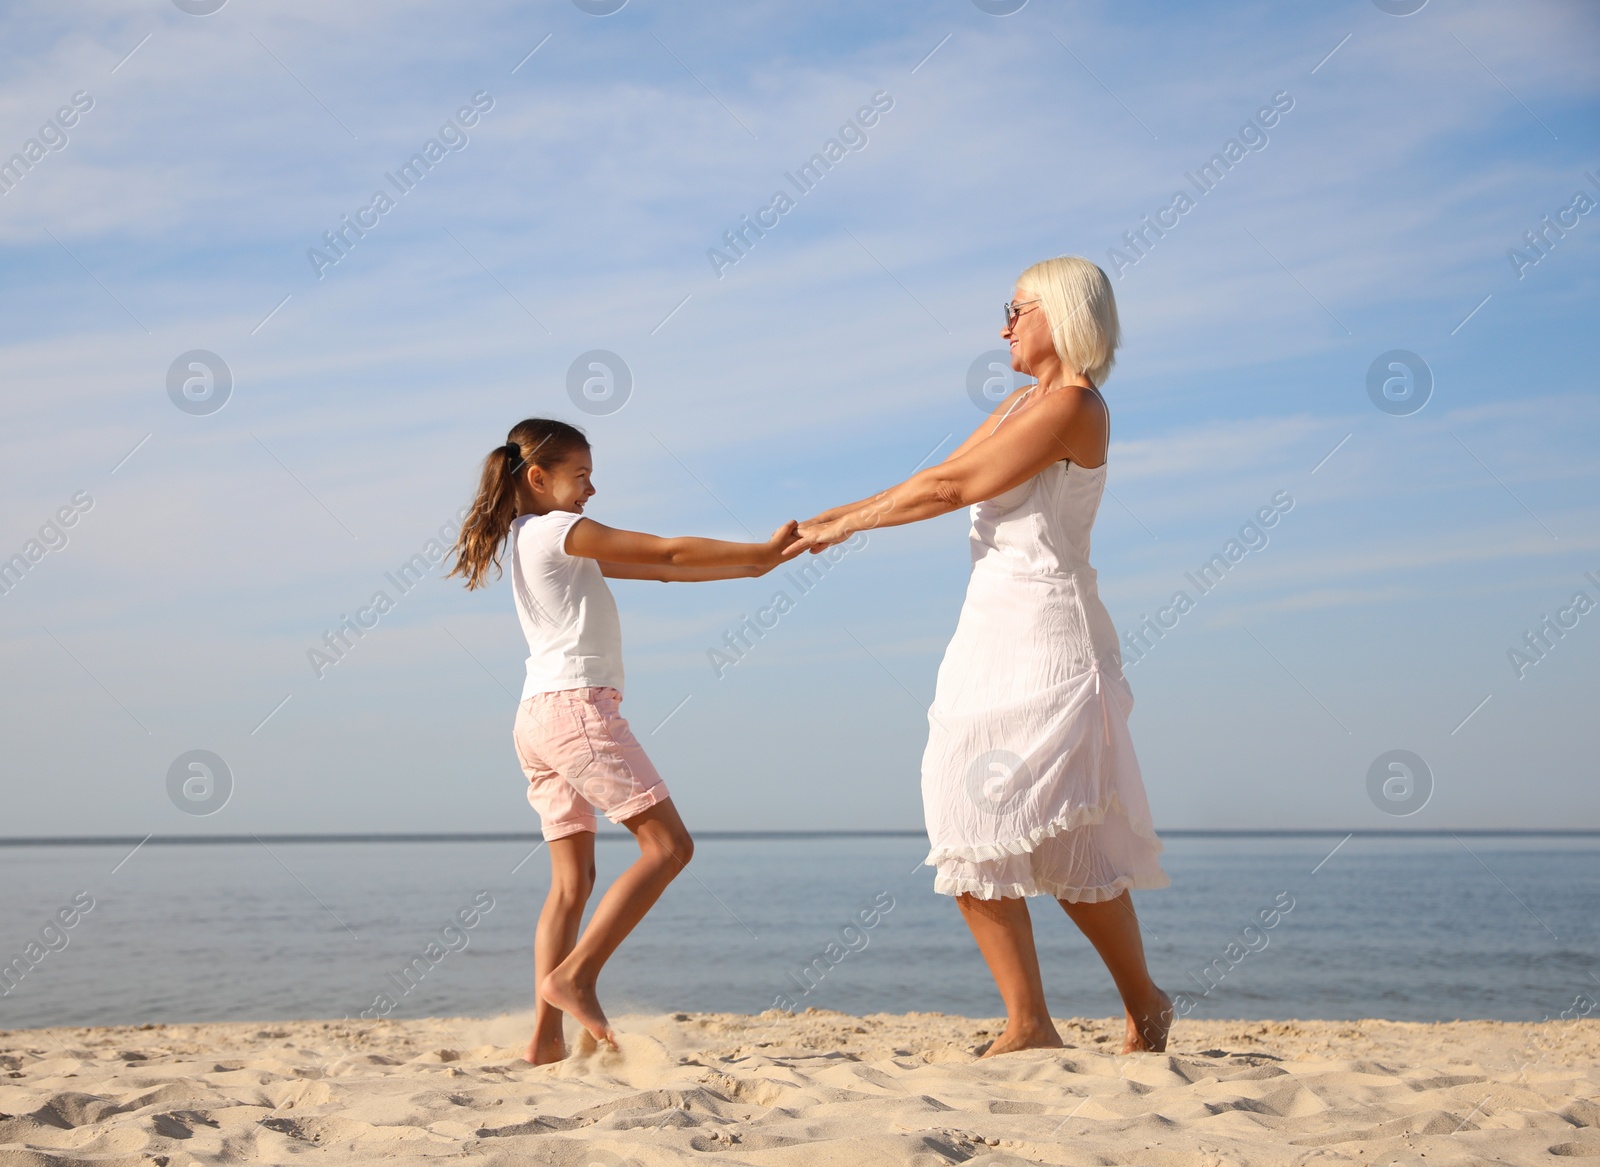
left=513, top=686, right=670, bottom=841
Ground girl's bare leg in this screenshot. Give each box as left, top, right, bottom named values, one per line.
left=1058, top=891, right=1172, bottom=1053
left=956, top=893, right=1065, bottom=1057
left=526, top=833, right=596, bottom=1064
left=540, top=799, right=694, bottom=1049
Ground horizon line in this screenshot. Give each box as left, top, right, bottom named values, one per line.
left=1, top=828, right=1597, bottom=847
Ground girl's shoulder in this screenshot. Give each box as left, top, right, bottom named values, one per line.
left=513, top=508, right=582, bottom=528
left=512, top=509, right=584, bottom=556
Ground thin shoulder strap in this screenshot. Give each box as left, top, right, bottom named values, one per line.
left=989, top=384, right=1036, bottom=436
left=1051, top=383, right=1109, bottom=468
left=993, top=383, right=1109, bottom=465
left=1086, top=383, right=1109, bottom=461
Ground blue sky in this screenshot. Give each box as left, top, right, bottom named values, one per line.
left=1, top=0, right=1596, bottom=836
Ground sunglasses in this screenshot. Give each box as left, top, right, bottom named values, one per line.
left=1003, top=298, right=1040, bottom=327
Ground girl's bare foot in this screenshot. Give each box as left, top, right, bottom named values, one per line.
left=523, top=1027, right=567, bottom=1065
left=1121, top=987, right=1173, bottom=1053
left=539, top=967, right=618, bottom=1051
left=979, top=1018, right=1065, bottom=1058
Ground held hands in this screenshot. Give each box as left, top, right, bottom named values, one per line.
left=796, top=492, right=896, bottom=553
left=794, top=513, right=850, bottom=555
left=753, top=520, right=808, bottom=574
left=757, top=497, right=886, bottom=570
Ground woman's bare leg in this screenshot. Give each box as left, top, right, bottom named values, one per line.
left=1058, top=891, right=1172, bottom=1053
left=956, top=893, right=1064, bottom=1057
left=526, top=832, right=596, bottom=1064
left=540, top=799, right=694, bottom=1049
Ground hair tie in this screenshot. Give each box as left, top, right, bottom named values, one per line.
left=504, top=442, right=524, bottom=470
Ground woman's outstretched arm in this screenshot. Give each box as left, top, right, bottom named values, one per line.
left=804, top=384, right=1042, bottom=528
left=797, top=387, right=1096, bottom=549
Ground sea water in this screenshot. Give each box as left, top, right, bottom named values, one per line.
left=0, top=834, right=1594, bottom=1030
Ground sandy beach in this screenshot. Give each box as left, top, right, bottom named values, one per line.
left=1, top=1010, right=1595, bottom=1166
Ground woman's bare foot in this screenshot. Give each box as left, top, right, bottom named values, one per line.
left=979, top=1018, right=1065, bottom=1058
left=1121, top=987, right=1173, bottom=1053
left=539, top=967, right=618, bottom=1051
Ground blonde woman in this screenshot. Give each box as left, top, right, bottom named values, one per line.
left=797, top=256, right=1172, bottom=1055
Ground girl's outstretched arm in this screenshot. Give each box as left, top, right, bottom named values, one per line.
left=569, top=518, right=800, bottom=582
left=598, top=561, right=769, bottom=582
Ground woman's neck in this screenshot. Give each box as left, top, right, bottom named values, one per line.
left=1020, top=353, right=1093, bottom=393
left=1036, top=372, right=1095, bottom=393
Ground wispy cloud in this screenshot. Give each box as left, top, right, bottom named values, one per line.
left=1, top=0, right=1596, bottom=833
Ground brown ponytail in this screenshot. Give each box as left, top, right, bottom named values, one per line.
left=448, top=418, right=590, bottom=590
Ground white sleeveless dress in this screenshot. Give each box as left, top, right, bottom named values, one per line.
left=920, top=388, right=1170, bottom=902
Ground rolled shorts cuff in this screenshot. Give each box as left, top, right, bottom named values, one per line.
left=601, top=783, right=669, bottom=826
left=539, top=817, right=598, bottom=843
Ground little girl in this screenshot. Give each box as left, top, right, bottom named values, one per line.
left=449, top=417, right=798, bottom=1063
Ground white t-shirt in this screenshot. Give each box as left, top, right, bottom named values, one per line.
left=508, top=510, right=625, bottom=699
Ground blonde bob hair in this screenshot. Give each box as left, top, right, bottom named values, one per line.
left=1016, top=255, right=1121, bottom=388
